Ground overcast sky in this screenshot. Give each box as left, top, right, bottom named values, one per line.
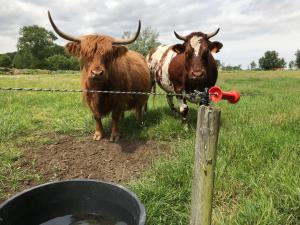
left=1, top=0, right=300, bottom=68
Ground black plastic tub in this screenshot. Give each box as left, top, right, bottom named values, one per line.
left=0, top=179, right=146, bottom=225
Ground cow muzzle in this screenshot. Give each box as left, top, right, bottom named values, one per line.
left=90, top=70, right=104, bottom=80
left=191, top=70, right=205, bottom=78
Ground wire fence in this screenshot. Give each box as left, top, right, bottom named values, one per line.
left=0, top=87, right=200, bottom=98
left=0, top=86, right=299, bottom=97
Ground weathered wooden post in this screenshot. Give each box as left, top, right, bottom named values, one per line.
left=190, top=86, right=240, bottom=225
left=190, top=105, right=221, bottom=225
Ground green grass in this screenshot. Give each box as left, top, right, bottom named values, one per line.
left=0, top=71, right=300, bottom=224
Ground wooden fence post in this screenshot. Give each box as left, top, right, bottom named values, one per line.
left=190, top=105, right=221, bottom=225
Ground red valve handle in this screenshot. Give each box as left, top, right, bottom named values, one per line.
left=209, top=86, right=240, bottom=104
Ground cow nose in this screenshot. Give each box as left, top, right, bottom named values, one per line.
left=192, top=71, right=202, bottom=77
left=91, top=70, right=104, bottom=78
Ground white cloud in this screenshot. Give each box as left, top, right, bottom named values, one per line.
left=0, top=0, right=300, bottom=68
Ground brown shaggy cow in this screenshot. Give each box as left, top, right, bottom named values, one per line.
left=48, top=11, right=151, bottom=142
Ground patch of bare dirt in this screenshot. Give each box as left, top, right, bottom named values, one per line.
left=16, top=134, right=172, bottom=186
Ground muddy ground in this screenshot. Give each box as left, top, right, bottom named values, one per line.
left=0, top=134, right=171, bottom=206
left=16, top=134, right=172, bottom=188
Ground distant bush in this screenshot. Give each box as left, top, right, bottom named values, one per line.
left=221, top=64, right=242, bottom=71
left=47, top=55, right=68, bottom=70
left=0, top=55, right=12, bottom=68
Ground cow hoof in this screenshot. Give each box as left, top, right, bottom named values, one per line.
left=109, top=134, right=120, bottom=142
left=93, top=133, right=104, bottom=141
left=182, top=119, right=188, bottom=131
left=183, top=123, right=189, bottom=131
left=140, top=121, right=145, bottom=127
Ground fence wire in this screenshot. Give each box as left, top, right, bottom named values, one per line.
left=1, top=86, right=298, bottom=97
left=0, top=87, right=201, bottom=98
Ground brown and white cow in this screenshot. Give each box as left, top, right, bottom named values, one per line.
left=147, top=29, right=223, bottom=122
left=48, top=11, right=151, bottom=142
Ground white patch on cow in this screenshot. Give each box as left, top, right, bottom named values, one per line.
left=160, top=49, right=177, bottom=92
left=147, top=45, right=172, bottom=70
left=147, top=45, right=177, bottom=93
left=179, top=91, right=188, bottom=112
left=179, top=99, right=188, bottom=113
left=190, top=36, right=202, bottom=56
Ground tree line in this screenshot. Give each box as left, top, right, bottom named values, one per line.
left=249, top=50, right=300, bottom=70
left=0, top=25, right=160, bottom=71
left=219, top=50, right=300, bottom=71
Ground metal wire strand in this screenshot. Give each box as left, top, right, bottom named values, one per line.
left=1, top=86, right=290, bottom=97
left=0, top=87, right=203, bottom=97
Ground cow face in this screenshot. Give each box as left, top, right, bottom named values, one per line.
left=47, top=11, right=140, bottom=82
left=173, top=29, right=223, bottom=79
left=65, top=36, right=115, bottom=81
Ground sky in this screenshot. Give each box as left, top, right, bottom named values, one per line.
left=0, top=0, right=300, bottom=68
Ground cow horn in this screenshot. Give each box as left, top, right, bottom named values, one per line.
left=48, top=10, right=80, bottom=42
left=174, top=31, right=188, bottom=41
left=112, top=20, right=141, bottom=45
left=206, top=28, right=220, bottom=39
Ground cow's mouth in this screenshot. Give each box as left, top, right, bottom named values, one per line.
left=190, top=71, right=205, bottom=80
left=191, top=71, right=204, bottom=78
left=190, top=75, right=202, bottom=80
left=89, top=75, right=104, bottom=81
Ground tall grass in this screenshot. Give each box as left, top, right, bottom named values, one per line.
left=0, top=71, right=299, bottom=224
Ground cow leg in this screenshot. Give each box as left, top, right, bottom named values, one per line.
left=167, top=95, right=178, bottom=116
left=177, top=97, right=188, bottom=124
left=93, top=116, right=104, bottom=141
left=135, top=105, right=144, bottom=126
left=173, top=85, right=188, bottom=124
left=110, top=110, right=122, bottom=142
left=143, top=102, right=148, bottom=114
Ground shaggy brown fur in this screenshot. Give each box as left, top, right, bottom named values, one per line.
left=65, top=35, right=151, bottom=142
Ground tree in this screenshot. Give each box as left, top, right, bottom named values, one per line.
left=250, top=61, right=257, bottom=70
left=47, top=55, right=69, bottom=70
left=123, top=27, right=160, bottom=56
left=295, top=50, right=300, bottom=69
left=13, top=51, right=33, bottom=69
left=258, top=51, right=286, bottom=70
left=15, top=25, right=57, bottom=69
left=68, top=57, right=80, bottom=70
left=47, top=55, right=79, bottom=70
left=47, top=55, right=80, bottom=70
left=289, top=60, right=295, bottom=70
left=49, top=44, right=65, bottom=56
left=0, top=54, right=12, bottom=68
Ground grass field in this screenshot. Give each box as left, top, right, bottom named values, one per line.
left=0, top=71, right=299, bottom=224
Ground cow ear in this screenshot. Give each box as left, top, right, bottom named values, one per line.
left=172, top=44, right=185, bottom=53
left=65, top=42, right=81, bottom=57
left=209, top=41, right=223, bottom=53
left=112, top=45, right=128, bottom=58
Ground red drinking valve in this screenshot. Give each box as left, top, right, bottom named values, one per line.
left=209, top=86, right=240, bottom=104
